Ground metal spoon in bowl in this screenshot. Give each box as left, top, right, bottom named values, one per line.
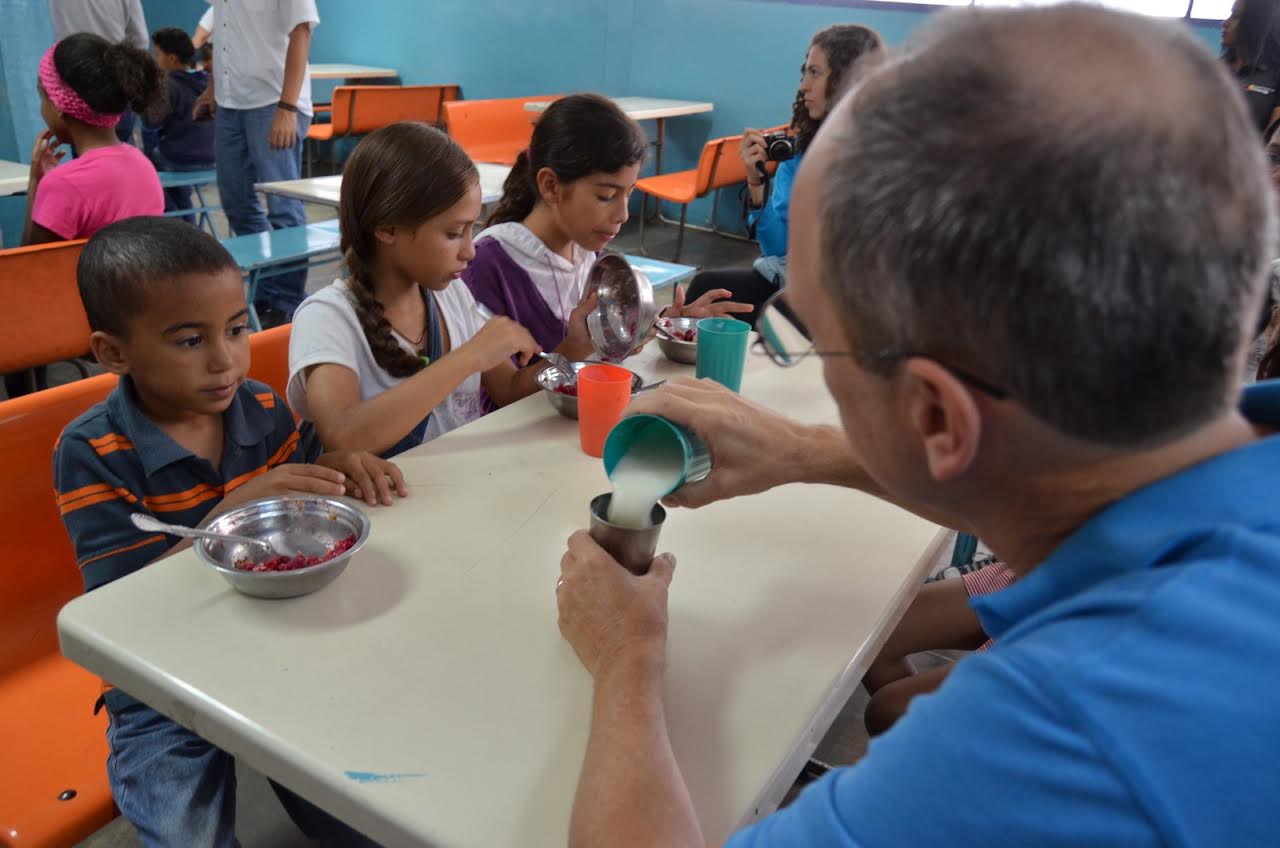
left=654, top=322, right=678, bottom=342
left=538, top=351, right=575, bottom=382
left=130, top=513, right=277, bottom=555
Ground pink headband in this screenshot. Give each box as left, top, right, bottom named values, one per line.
left=39, top=43, right=122, bottom=128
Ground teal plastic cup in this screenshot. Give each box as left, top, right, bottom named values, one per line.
left=695, top=317, right=750, bottom=392
left=602, top=414, right=712, bottom=496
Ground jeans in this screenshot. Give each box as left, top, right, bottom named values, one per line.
left=216, top=105, right=312, bottom=318
left=103, top=690, right=380, bottom=847
left=104, top=689, right=239, bottom=847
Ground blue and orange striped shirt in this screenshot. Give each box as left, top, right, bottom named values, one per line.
left=54, top=377, right=315, bottom=590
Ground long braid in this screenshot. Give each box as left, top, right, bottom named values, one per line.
left=335, top=123, right=477, bottom=381
left=343, top=246, right=425, bottom=378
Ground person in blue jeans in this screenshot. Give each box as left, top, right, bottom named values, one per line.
left=143, top=27, right=215, bottom=224
left=554, top=6, right=1280, bottom=846
left=56, top=218, right=401, bottom=846
left=193, top=0, right=319, bottom=326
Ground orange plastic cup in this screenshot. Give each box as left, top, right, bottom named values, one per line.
left=578, top=364, right=634, bottom=457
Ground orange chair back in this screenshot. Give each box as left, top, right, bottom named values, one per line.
left=0, top=323, right=293, bottom=674
left=0, top=240, right=91, bottom=373
left=0, top=373, right=117, bottom=675
left=344, top=84, right=462, bottom=133
left=247, top=323, right=293, bottom=401
left=326, top=87, right=358, bottom=136
left=443, top=94, right=562, bottom=164
left=698, top=126, right=787, bottom=196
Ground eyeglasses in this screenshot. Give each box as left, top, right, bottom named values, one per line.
left=752, top=289, right=1011, bottom=400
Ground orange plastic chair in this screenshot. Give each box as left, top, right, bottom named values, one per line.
left=0, top=372, right=118, bottom=848
left=0, top=240, right=92, bottom=385
left=442, top=94, right=561, bottom=165
left=634, top=129, right=784, bottom=261
left=306, top=85, right=462, bottom=175
left=246, top=323, right=293, bottom=405
left=0, top=325, right=294, bottom=845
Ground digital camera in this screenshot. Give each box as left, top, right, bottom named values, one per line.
left=763, top=131, right=796, bottom=162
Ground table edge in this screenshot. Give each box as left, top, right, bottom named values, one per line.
left=734, top=526, right=952, bottom=830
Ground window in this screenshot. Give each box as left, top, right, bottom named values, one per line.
left=1190, top=0, right=1233, bottom=18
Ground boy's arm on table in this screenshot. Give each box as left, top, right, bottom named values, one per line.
left=52, top=414, right=393, bottom=589
left=267, top=391, right=407, bottom=506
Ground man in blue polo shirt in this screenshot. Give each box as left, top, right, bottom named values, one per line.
left=551, top=5, right=1280, bottom=846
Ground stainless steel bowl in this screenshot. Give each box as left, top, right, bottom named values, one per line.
left=195, top=496, right=370, bottom=599
left=536, top=360, right=644, bottom=419
left=586, top=254, right=658, bottom=362
left=656, top=317, right=699, bottom=365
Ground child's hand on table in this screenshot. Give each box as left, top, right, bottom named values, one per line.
left=316, top=451, right=409, bottom=506
left=464, top=316, right=542, bottom=370
left=213, top=464, right=348, bottom=517
left=662, top=285, right=753, bottom=321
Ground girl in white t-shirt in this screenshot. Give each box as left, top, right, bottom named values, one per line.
left=288, top=123, right=555, bottom=458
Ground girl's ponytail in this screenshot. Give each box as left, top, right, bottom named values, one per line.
left=105, top=41, right=168, bottom=121
left=483, top=94, right=646, bottom=227
left=51, top=34, right=167, bottom=123
left=486, top=149, right=538, bottom=226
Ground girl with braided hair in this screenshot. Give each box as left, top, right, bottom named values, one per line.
left=288, top=123, right=550, bottom=458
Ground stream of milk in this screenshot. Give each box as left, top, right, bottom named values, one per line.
left=606, top=437, right=683, bottom=529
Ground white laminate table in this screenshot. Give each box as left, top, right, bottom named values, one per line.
left=525, top=96, right=715, bottom=172
left=256, top=162, right=511, bottom=208
left=310, top=64, right=398, bottom=81
left=58, top=347, right=945, bottom=847
left=0, top=159, right=28, bottom=197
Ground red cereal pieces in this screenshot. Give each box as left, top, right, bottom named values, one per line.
left=551, top=384, right=578, bottom=397
left=235, top=533, right=357, bottom=572
left=659, top=320, right=696, bottom=343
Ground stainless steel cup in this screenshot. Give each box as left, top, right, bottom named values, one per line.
left=588, top=493, right=666, bottom=576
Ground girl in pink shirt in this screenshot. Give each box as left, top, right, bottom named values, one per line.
left=22, top=33, right=166, bottom=244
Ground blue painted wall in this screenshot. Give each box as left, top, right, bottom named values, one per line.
left=10, top=0, right=1227, bottom=246
left=0, top=0, right=54, bottom=246
left=624, top=0, right=934, bottom=230
left=143, top=0, right=208, bottom=31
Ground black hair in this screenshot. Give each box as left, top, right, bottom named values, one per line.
left=340, top=123, right=479, bottom=378
left=1260, top=308, right=1280, bottom=379
left=78, top=217, right=239, bottom=337
left=1226, top=0, right=1280, bottom=70
left=487, top=93, right=647, bottom=226
left=51, top=32, right=168, bottom=123
left=152, top=27, right=197, bottom=68
left=792, top=25, right=885, bottom=153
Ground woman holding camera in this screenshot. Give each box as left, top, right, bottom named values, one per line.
left=684, top=24, right=884, bottom=324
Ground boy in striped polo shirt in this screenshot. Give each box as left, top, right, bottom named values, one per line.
left=54, top=217, right=401, bottom=845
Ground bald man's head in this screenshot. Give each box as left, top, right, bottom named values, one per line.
left=815, top=4, right=1274, bottom=447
